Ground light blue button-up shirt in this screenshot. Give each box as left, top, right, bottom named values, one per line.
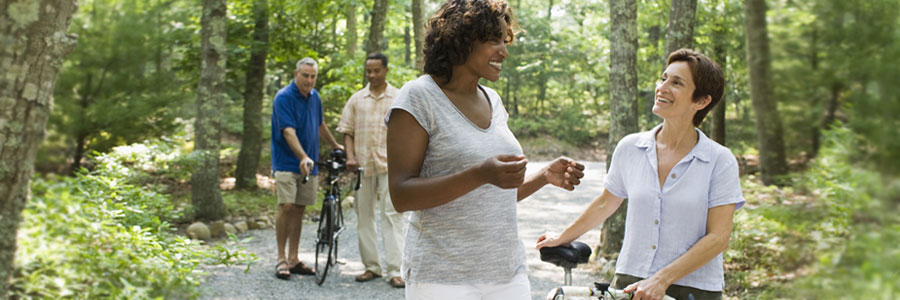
left=606, top=124, right=744, bottom=291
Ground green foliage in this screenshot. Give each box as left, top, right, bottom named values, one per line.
left=48, top=0, right=197, bottom=172
left=11, top=141, right=255, bottom=299
left=790, top=126, right=899, bottom=298
left=725, top=125, right=899, bottom=298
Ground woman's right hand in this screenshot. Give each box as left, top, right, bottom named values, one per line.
left=535, top=232, right=568, bottom=250
left=478, top=154, right=527, bottom=189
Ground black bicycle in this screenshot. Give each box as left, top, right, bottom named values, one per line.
left=302, top=149, right=362, bottom=286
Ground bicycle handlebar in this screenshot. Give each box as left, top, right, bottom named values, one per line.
left=546, top=285, right=676, bottom=300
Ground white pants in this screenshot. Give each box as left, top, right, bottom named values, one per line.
left=405, top=272, right=531, bottom=300
left=355, top=173, right=406, bottom=278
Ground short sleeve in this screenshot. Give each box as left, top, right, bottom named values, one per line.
left=385, top=79, right=433, bottom=135
left=604, top=135, right=633, bottom=199
left=337, top=96, right=356, bottom=134
left=708, top=151, right=745, bottom=210
left=272, top=94, right=296, bottom=133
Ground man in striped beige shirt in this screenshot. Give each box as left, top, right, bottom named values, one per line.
left=337, top=53, right=406, bottom=288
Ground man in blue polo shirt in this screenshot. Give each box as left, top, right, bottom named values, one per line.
left=271, top=57, right=343, bottom=279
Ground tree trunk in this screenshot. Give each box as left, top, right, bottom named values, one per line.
left=412, top=0, right=425, bottom=72
left=602, top=0, right=638, bottom=258
left=645, top=25, right=661, bottom=128
left=0, top=0, right=78, bottom=296
left=710, top=21, right=727, bottom=146
left=365, top=0, right=388, bottom=55
left=235, top=0, right=268, bottom=190
left=346, top=5, right=357, bottom=56
left=404, top=16, right=411, bottom=65
left=744, top=0, right=788, bottom=185
left=664, top=0, right=698, bottom=56
left=811, top=83, right=841, bottom=158
left=192, top=0, right=227, bottom=220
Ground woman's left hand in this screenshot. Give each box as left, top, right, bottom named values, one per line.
left=623, top=277, right=670, bottom=300
left=543, top=157, right=585, bottom=190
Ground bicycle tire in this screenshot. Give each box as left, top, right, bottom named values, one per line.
left=314, top=199, right=334, bottom=285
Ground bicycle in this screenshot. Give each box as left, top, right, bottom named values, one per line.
left=540, top=242, right=676, bottom=300
left=302, top=149, right=362, bottom=286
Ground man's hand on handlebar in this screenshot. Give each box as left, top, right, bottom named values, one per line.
left=346, top=158, right=359, bottom=172
left=300, top=157, right=314, bottom=177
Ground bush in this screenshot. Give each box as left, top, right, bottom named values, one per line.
left=725, top=124, right=899, bottom=299
left=11, top=140, right=255, bottom=299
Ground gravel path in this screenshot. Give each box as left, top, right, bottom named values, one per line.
left=199, top=161, right=608, bottom=300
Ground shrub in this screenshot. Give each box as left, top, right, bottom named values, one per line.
left=11, top=140, right=255, bottom=299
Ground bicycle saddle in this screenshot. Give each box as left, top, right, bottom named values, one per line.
left=540, top=242, right=591, bottom=269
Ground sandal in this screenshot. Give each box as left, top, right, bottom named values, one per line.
left=275, top=260, right=291, bottom=280
left=289, top=261, right=316, bottom=275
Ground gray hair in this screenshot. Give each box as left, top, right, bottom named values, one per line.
left=295, top=57, right=318, bottom=71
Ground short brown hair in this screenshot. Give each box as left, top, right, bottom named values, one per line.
left=666, top=49, right=725, bottom=126
left=423, top=0, right=520, bottom=81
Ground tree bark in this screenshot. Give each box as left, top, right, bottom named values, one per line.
left=602, top=0, right=638, bottom=258
left=0, top=0, right=78, bottom=296
left=235, top=0, right=268, bottom=190
left=412, top=0, right=425, bottom=72
left=365, top=0, right=388, bottom=55
left=744, top=0, right=788, bottom=185
left=346, top=4, right=357, bottom=56
left=811, top=83, right=841, bottom=158
left=665, top=0, right=698, bottom=56
left=710, top=20, right=727, bottom=146
left=404, top=16, right=411, bottom=65
left=192, top=0, right=227, bottom=220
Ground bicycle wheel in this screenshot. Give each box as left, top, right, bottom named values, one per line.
left=330, top=200, right=343, bottom=267
left=314, top=199, right=333, bottom=285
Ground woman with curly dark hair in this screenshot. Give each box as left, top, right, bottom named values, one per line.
left=385, top=0, right=585, bottom=298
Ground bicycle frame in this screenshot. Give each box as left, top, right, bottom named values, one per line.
left=312, top=149, right=363, bottom=286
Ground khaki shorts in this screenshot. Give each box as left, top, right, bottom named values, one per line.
left=274, top=171, right=318, bottom=206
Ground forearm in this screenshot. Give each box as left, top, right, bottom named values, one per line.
left=651, top=204, right=736, bottom=286
left=343, top=134, right=356, bottom=160
left=558, top=191, right=624, bottom=243
left=517, top=170, right=548, bottom=201
left=320, top=124, right=340, bottom=148
left=283, top=128, right=308, bottom=161
left=390, top=165, right=487, bottom=212
left=650, top=231, right=730, bottom=286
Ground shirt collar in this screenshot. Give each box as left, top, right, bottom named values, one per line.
left=290, top=79, right=315, bottom=100
left=635, top=123, right=712, bottom=163
left=363, top=83, right=396, bottom=100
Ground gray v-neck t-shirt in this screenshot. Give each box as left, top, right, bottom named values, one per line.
left=385, top=75, right=526, bottom=284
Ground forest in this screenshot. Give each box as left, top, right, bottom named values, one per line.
left=1, top=0, right=898, bottom=298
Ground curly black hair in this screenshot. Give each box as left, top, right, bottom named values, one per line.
left=423, top=0, right=520, bottom=82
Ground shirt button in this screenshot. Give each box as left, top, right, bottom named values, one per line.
left=671, top=174, right=676, bottom=179
left=654, top=219, right=659, bottom=225
left=651, top=245, right=657, bottom=250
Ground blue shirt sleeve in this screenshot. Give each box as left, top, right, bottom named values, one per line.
left=273, top=94, right=296, bottom=134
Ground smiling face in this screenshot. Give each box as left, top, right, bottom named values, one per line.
left=462, top=18, right=510, bottom=82
left=652, top=61, right=710, bottom=123
left=293, top=64, right=318, bottom=96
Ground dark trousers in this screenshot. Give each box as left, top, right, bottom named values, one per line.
left=613, top=273, right=723, bottom=300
